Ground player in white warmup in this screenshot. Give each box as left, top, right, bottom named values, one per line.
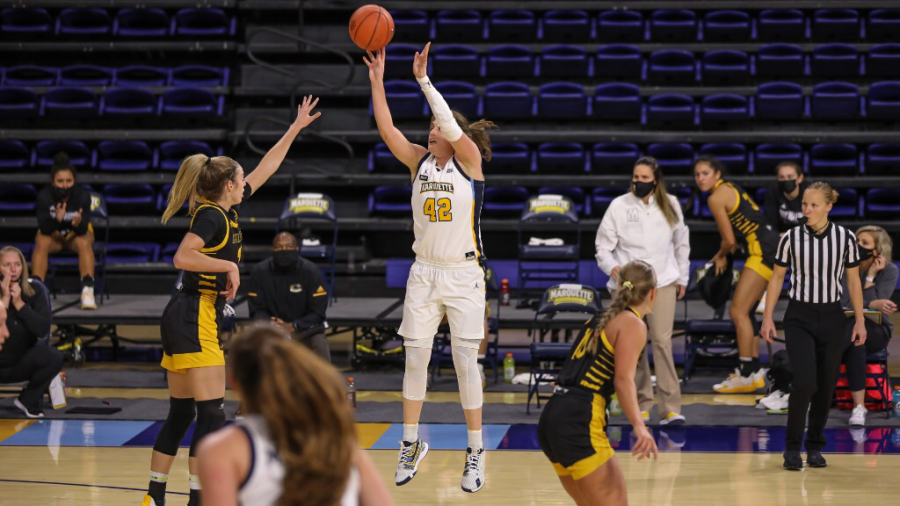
left=364, top=42, right=497, bottom=493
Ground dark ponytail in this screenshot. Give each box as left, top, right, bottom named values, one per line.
left=50, top=152, right=75, bottom=181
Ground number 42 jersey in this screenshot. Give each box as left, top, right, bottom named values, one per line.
left=411, top=153, right=486, bottom=264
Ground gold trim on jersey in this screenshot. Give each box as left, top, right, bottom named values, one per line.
left=189, top=203, right=231, bottom=254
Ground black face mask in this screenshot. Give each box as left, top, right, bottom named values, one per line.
left=797, top=216, right=808, bottom=226
left=633, top=181, right=656, bottom=199
left=778, top=180, right=797, bottom=194
left=857, top=245, right=874, bottom=261
left=273, top=250, right=298, bottom=269
left=54, top=186, right=72, bottom=201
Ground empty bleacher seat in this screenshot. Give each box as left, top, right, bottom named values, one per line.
left=647, top=143, right=694, bottom=173
left=756, top=143, right=804, bottom=174
left=173, top=8, right=235, bottom=37
left=811, top=43, right=860, bottom=77
left=542, top=10, right=591, bottom=42
left=101, top=87, right=159, bottom=116
left=700, top=143, right=748, bottom=173
left=868, top=9, right=900, bottom=42
left=0, top=140, right=29, bottom=170
left=595, top=44, right=642, bottom=79
left=435, top=10, right=483, bottom=41
left=380, top=80, right=424, bottom=118
left=57, top=8, right=111, bottom=36
left=591, top=143, right=639, bottom=173
left=758, top=9, right=806, bottom=42
left=482, top=186, right=529, bottom=216
left=369, top=186, right=412, bottom=215
left=4, top=65, right=57, bottom=86
left=0, top=8, right=52, bottom=35
left=703, top=10, right=751, bottom=42
left=484, top=81, right=532, bottom=118
left=540, top=45, right=590, bottom=78
left=114, top=8, right=169, bottom=37
left=650, top=9, right=697, bottom=42
left=536, top=143, right=587, bottom=174
left=391, top=10, right=429, bottom=41
left=0, top=87, right=39, bottom=118
left=757, top=44, right=806, bottom=77
left=865, top=188, right=900, bottom=219
left=383, top=44, right=420, bottom=79
left=432, top=45, right=480, bottom=78
left=593, top=83, right=641, bottom=121
left=868, top=44, right=900, bottom=77
left=114, top=66, right=169, bottom=87
left=484, top=142, right=531, bottom=174
left=485, top=45, right=534, bottom=78
left=646, top=93, right=696, bottom=125
left=488, top=10, right=535, bottom=42
left=810, top=81, right=859, bottom=119
left=0, top=184, right=37, bottom=213
left=756, top=81, right=804, bottom=120
left=161, top=88, right=222, bottom=116
left=33, top=140, right=91, bottom=168
left=96, top=141, right=156, bottom=171
left=537, top=187, right=588, bottom=215
left=597, top=10, right=643, bottom=42
left=809, top=143, right=859, bottom=175
left=867, top=81, right=900, bottom=120
left=866, top=143, right=900, bottom=175
left=369, top=143, right=406, bottom=173
left=43, top=87, right=98, bottom=117
left=170, top=66, right=228, bottom=87
left=812, top=9, right=859, bottom=41
left=702, top=50, right=750, bottom=83
left=105, top=243, right=160, bottom=263
left=161, top=242, right=179, bottom=263
left=435, top=81, right=479, bottom=119
left=700, top=94, right=749, bottom=123
left=537, top=82, right=587, bottom=119
left=60, top=65, right=113, bottom=86
left=831, top=188, right=860, bottom=219
left=103, top=184, right=156, bottom=214
left=591, top=187, right=625, bottom=215
left=648, top=50, right=697, bottom=83
left=160, top=140, right=215, bottom=172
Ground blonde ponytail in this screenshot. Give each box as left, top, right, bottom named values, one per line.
left=587, top=260, right=657, bottom=355
left=161, top=154, right=237, bottom=224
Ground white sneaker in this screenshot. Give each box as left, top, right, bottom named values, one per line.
left=713, top=368, right=758, bottom=394
left=849, top=427, right=867, bottom=444
left=660, top=412, right=686, bottom=425
left=461, top=446, right=486, bottom=493
left=849, top=405, right=867, bottom=427
left=758, top=390, right=788, bottom=410
left=13, top=398, right=44, bottom=418
left=81, top=286, right=97, bottom=310
left=770, top=392, right=790, bottom=411
left=140, top=495, right=159, bottom=506
left=756, top=298, right=766, bottom=314
left=395, top=439, right=428, bottom=486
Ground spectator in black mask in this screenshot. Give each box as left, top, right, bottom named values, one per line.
left=32, top=153, right=96, bottom=309
left=764, top=161, right=810, bottom=235
left=246, top=232, right=330, bottom=361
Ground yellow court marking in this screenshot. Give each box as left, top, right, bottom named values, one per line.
left=0, top=419, right=34, bottom=443
left=355, top=423, right=391, bottom=449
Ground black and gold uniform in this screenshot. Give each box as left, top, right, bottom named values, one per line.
left=713, top=179, right=779, bottom=281
left=537, top=309, right=639, bottom=480
left=160, top=190, right=247, bottom=373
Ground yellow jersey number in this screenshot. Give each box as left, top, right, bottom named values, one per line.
left=423, top=198, right=452, bottom=222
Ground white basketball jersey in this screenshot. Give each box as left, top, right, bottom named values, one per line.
left=411, top=154, right=486, bottom=264
left=237, top=415, right=359, bottom=506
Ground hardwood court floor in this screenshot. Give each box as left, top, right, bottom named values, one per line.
left=0, top=447, right=897, bottom=506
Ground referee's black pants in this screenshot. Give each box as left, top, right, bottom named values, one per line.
left=783, top=300, right=849, bottom=452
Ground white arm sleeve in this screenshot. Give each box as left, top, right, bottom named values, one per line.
left=417, top=76, right=463, bottom=142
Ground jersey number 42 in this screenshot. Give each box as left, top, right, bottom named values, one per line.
left=423, top=198, right=452, bottom=222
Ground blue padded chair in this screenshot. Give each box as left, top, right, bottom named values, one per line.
left=868, top=44, right=900, bottom=77
left=161, top=242, right=179, bottom=263
left=868, top=9, right=900, bottom=42
left=758, top=9, right=805, bottom=42
left=96, top=141, right=156, bottom=172
left=379, top=80, right=424, bottom=118
left=593, top=83, right=641, bottom=121
left=103, top=184, right=156, bottom=214
left=702, top=50, right=750, bottom=83
left=810, top=81, right=859, bottom=119
left=33, top=141, right=91, bottom=168
left=484, top=81, right=532, bottom=119
left=647, top=93, right=696, bottom=125
left=518, top=196, right=582, bottom=304
left=866, top=188, right=900, bottom=219
left=390, top=10, right=429, bottom=41
left=172, top=8, right=235, bottom=37
left=0, top=184, right=37, bottom=214
left=647, top=143, right=695, bottom=173
left=597, top=10, right=643, bottom=42
left=105, top=243, right=160, bottom=263
left=60, top=65, right=113, bottom=86
left=485, top=45, right=535, bottom=78
left=114, top=8, right=169, bottom=37
left=541, top=10, right=591, bottom=42
left=537, top=82, right=587, bottom=119
left=383, top=44, right=420, bottom=79
left=101, top=87, right=159, bottom=117
left=809, top=143, right=859, bottom=176
left=536, top=143, right=587, bottom=174
left=156, top=184, right=173, bottom=212
left=0, top=87, right=39, bottom=118
left=488, top=10, right=536, bottom=42
left=812, top=9, right=860, bottom=41
left=700, top=94, right=750, bottom=124
left=159, top=140, right=217, bottom=172
left=432, top=44, right=480, bottom=78
left=866, top=143, right=900, bottom=175
left=170, top=66, right=228, bottom=87
left=867, top=81, right=900, bottom=120
left=591, top=143, right=640, bottom=174
left=830, top=188, right=860, bottom=219
left=278, top=193, right=339, bottom=302
left=757, top=44, right=806, bottom=77
left=540, top=45, right=590, bottom=78
left=756, top=143, right=804, bottom=174
left=161, top=88, right=223, bottom=117
left=482, top=186, right=530, bottom=217
left=434, top=10, right=483, bottom=41
left=369, top=186, right=412, bottom=215
left=43, top=87, right=98, bottom=118
left=114, top=66, right=169, bottom=87
left=595, top=44, right=642, bottom=79
left=484, top=143, right=531, bottom=174
left=368, top=143, right=406, bottom=173
left=435, top=81, right=480, bottom=119
left=56, top=8, right=111, bottom=36
left=4, top=66, right=57, bottom=86
left=537, top=187, right=588, bottom=216
left=650, top=9, right=697, bottom=42
left=591, top=187, right=626, bottom=216
left=756, top=81, right=804, bottom=120
left=1, top=8, right=52, bottom=35
left=648, top=50, right=697, bottom=84
left=699, top=143, right=748, bottom=173
left=811, top=43, right=860, bottom=77
left=703, top=10, right=751, bottom=42
left=0, top=140, right=29, bottom=170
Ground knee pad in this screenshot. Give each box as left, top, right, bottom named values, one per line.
left=403, top=345, right=431, bottom=402
left=451, top=337, right=483, bottom=410
left=190, top=398, right=225, bottom=457
left=153, top=397, right=196, bottom=456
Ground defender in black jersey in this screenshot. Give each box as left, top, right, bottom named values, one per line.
left=538, top=261, right=659, bottom=506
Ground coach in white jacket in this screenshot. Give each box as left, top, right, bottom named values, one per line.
left=595, top=156, right=691, bottom=425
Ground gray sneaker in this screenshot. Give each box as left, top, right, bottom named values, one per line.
left=461, top=447, right=486, bottom=493
left=395, top=439, right=428, bottom=486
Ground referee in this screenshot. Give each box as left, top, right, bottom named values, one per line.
left=761, top=181, right=867, bottom=471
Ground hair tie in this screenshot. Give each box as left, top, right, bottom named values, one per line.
left=623, top=281, right=634, bottom=290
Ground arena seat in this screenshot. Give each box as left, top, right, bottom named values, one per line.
left=103, top=184, right=156, bottom=214
left=646, top=142, right=694, bottom=173
left=537, top=82, right=587, bottom=119
left=535, top=143, right=587, bottom=174
left=811, top=9, right=859, bottom=41
left=170, top=66, right=229, bottom=87
left=484, top=142, right=531, bottom=174
left=172, top=8, right=235, bottom=37
left=114, top=66, right=169, bottom=87
left=593, top=83, right=641, bottom=121
left=868, top=9, right=900, bottom=42
left=432, top=45, right=480, bottom=78
left=379, top=80, right=424, bottom=119
left=811, top=43, right=860, bottom=77
left=867, top=81, right=900, bottom=120
left=0, top=184, right=37, bottom=214
left=867, top=44, right=900, bottom=77
left=591, top=187, right=626, bottom=216
left=101, top=88, right=159, bottom=117
left=60, top=65, right=113, bottom=86
left=647, top=93, right=696, bottom=126
left=537, top=186, right=588, bottom=216
left=703, top=10, right=751, bottom=42
left=702, top=50, right=750, bottom=83
left=865, top=143, right=900, bottom=175
left=369, top=186, right=412, bottom=215
left=540, top=45, right=590, bottom=78
left=809, top=143, right=859, bottom=176
left=757, top=44, right=806, bottom=77
left=434, top=10, right=483, bottom=41
left=595, top=44, right=643, bottom=79
left=435, top=81, right=480, bottom=119
left=865, top=188, right=900, bottom=219
left=650, top=9, right=697, bottom=42
left=0, top=8, right=52, bottom=35
left=96, top=141, right=156, bottom=172
left=33, top=140, right=91, bottom=168
left=383, top=44, right=419, bottom=79
left=756, top=81, right=804, bottom=120
left=487, top=10, right=535, bottom=42
left=597, top=10, right=643, bottom=42
left=56, top=8, right=111, bottom=36
left=482, top=186, right=529, bottom=216
left=700, top=143, right=749, bottom=173
left=0, top=140, right=30, bottom=169
left=831, top=188, right=861, bottom=219
left=542, top=10, right=591, bottom=43
left=648, top=50, right=697, bottom=84
left=700, top=94, right=749, bottom=124
left=159, top=141, right=217, bottom=172
left=810, top=81, right=860, bottom=119
left=43, top=87, right=98, bottom=118
left=755, top=143, right=804, bottom=174
left=4, top=66, right=57, bottom=86
left=484, top=81, right=532, bottom=118
left=591, top=142, right=640, bottom=173
left=114, top=8, right=169, bottom=37
left=485, top=45, right=534, bottom=78
left=105, top=243, right=160, bottom=263
left=368, top=143, right=406, bottom=173
left=758, top=9, right=806, bottom=42
left=161, top=87, right=223, bottom=117
left=390, top=10, right=429, bottom=41
left=0, top=87, right=40, bottom=118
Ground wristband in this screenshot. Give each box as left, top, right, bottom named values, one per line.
left=866, top=276, right=875, bottom=283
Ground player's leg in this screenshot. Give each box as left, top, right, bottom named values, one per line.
left=185, top=365, right=226, bottom=505
left=31, top=231, right=63, bottom=281
left=557, top=475, right=589, bottom=506
left=572, top=456, right=628, bottom=506
left=145, top=370, right=195, bottom=506
left=715, top=261, right=769, bottom=393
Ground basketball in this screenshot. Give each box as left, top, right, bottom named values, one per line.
left=349, top=4, right=394, bottom=51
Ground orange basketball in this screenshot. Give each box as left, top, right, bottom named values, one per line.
left=349, top=4, right=394, bottom=51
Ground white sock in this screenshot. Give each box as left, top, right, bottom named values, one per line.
left=403, top=424, right=418, bottom=443
left=189, top=474, right=201, bottom=490
left=468, top=429, right=483, bottom=449
left=149, top=471, right=168, bottom=483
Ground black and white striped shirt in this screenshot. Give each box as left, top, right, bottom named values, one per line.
left=775, top=222, right=860, bottom=304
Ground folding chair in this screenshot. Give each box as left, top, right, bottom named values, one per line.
left=277, top=192, right=338, bottom=304
left=517, top=194, right=580, bottom=306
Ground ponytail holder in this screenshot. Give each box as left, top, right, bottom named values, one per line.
left=623, top=281, right=634, bottom=290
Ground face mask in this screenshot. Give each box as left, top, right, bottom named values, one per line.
left=798, top=216, right=808, bottom=226
left=857, top=246, right=874, bottom=261
left=633, top=181, right=656, bottom=199
left=778, top=180, right=797, bottom=194
left=54, top=186, right=72, bottom=200
left=273, top=250, right=297, bottom=269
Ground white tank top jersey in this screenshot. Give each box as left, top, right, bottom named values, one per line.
left=236, top=415, right=360, bottom=506
left=411, top=153, right=486, bottom=264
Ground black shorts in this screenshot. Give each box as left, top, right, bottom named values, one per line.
left=160, top=290, right=224, bottom=373
left=537, top=388, right=615, bottom=480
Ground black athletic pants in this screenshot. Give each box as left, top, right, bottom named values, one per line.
left=783, top=300, right=848, bottom=452
left=842, top=319, right=891, bottom=392
left=0, top=346, right=64, bottom=411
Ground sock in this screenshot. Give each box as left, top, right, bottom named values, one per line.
left=751, top=357, right=760, bottom=373
left=739, top=357, right=754, bottom=377
left=81, top=275, right=94, bottom=288
left=147, top=471, right=167, bottom=504
left=468, top=429, right=483, bottom=449
left=477, top=354, right=486, bottom=362
left=402, top=424, right=418, bottom=443
left=187, top=475, right=201, bottom=506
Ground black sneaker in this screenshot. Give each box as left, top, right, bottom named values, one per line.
left=807, top=450, right=827, bottom=468
left=783, top=451, right=803, bottom=470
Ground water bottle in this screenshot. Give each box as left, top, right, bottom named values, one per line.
left=346, top=377, right=357, bottom=408
left=500, top=278, right=510, bottom=306
left=892, top=387, right=900, bottom=419
left=503, top=353, right=516, bottom=383
left=609, top=394, right=623, bottom=416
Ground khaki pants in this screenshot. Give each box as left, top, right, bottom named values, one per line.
left=634, top=284, right=682, bottom=415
